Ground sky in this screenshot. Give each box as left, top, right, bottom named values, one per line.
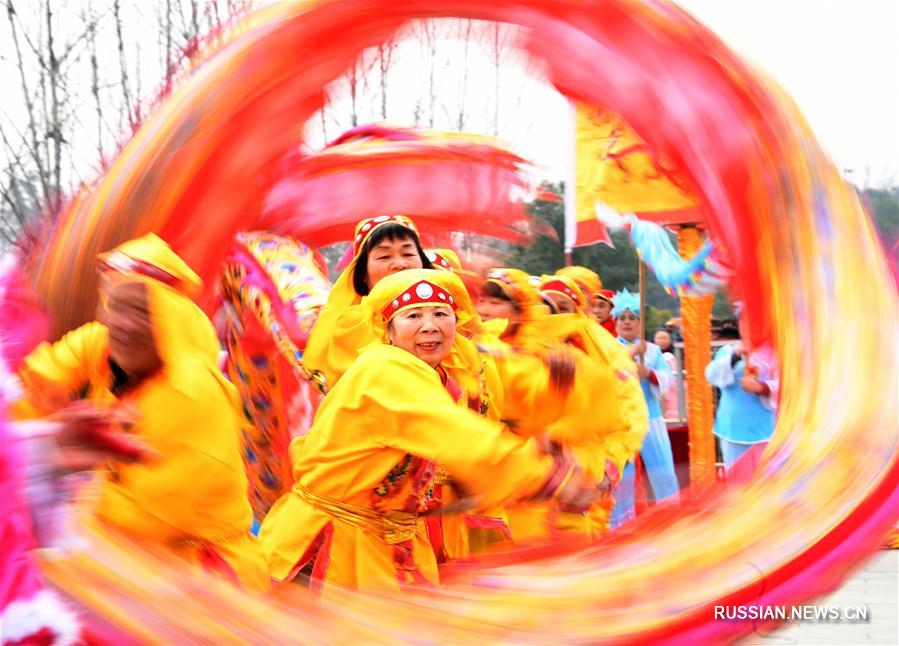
left=2, top=1, right=898, bottom=192
left=309, top=0, right=899, bottom=187
left=500, top=0, right=899, bottom=185
left=675, top=0, right=899, bottom=187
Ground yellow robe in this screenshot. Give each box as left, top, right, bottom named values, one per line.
left=14, top=321, right=269, bottom=593
left=498, top=313, right=646, bottom=540
left=305, top=296, right=508, bottom=561
left=546, top=314, right=649, bottom=474
left=258, top=343, right=554, bottom=592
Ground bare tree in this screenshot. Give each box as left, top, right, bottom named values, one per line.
left=410, top=20, right=439, bottom=128
left=159, top=0, right=175, bottom=94
left=112, top=0, right=137, bottom=134
left=424, top=22, right=438, bottom=128
left=320, top=104, right=329, bottom=142
left=2, top=0, right=97, bottom=228
left=376, top=41, right=396, bottom=120
left=455, top=19, right=473, bottom=131
left=44, top=0, right=63, bottom=212
left=345, top=51, right=378, bottom=128
left=6, top=0, right=51, bottom=208
left=490, top=22, right=501, bottom=135
left=1, top=0, right=249, bottom=248
left=86, top=7, right=106, bottom=171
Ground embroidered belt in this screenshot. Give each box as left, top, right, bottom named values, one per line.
left=433, top=463, right=450, bottom=485
left=292, top=483, right=417, bottom=544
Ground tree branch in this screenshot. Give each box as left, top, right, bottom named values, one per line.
left=5, top=0, right=50, bottom=203
left=113, top=0, right=136, bottom=133
left=46, top=0, right=63, bottom=212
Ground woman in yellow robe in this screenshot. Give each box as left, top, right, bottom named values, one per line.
left=302, top=218, right=509, bottom=561
left=259, top=269, right=602, bottom=594
left=475, top=268, right=643, bottom=539
left=303, top=215, right=433, bottom=391
left=12, top=234, right=269, bottom=593
left=537, top=273, right=650, bottom=535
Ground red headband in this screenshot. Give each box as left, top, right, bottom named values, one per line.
left=426, top=251, right=453, bottom=271
left=541, top=279, right=582, bottom=305
left=98, top=252, right=183, bottom=290
left=595, top=289, right=615, bottom=305
left=382, top=280, right=457, bottom=321
left=353, top=215, right=418, bottom=257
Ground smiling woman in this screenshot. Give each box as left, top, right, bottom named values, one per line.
left=259, top=268, right=603, bottom=594
left=305, top=215, right=433, bottom=390
left=356, top=224, right=430, bottom=294
left=387, top=304, right=456, bottom=367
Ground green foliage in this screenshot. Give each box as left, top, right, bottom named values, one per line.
left=712, top=288, right=735, bottom=319
left=862, top=187, right=899, bottom=248
left=508, top=182, right=682, bottom=327
left=506, top=182, right=897, bottom=340
left=645, top=306, right=674, bottom=336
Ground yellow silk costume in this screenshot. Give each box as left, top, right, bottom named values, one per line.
left=259, top=270, right=557, bottom=593
left=302, top=216, right=417, bottom=391
left=557, top=265, right=603, bottom=299
left=535, top=309, right=649, bottom=538
left=14, top=235, right=268, bottom=593
left=483, top=269, right=642, bottom=539
left=302, top=219, right=507, bottom=560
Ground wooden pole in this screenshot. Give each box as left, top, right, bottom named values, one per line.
left=638, top=257, right=646, bottom=341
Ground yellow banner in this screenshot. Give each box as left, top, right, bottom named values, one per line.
left=573, top=103, right=698, bottom=243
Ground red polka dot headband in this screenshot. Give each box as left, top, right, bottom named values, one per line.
left=381, top=279, right=457, bottom=322
left=353, top=215, right=418, bottom=257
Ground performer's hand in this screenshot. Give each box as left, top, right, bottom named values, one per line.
left=597, top=475, right=612, bottom=495
left=534, top=433, right=554, bottom=456
left=545, top=348, right=576, bottom=393
left=49, top=402, right=155, bottom=471
left=739, top=375, right=764, bottom=394
left=635, top=362, right=651, bottom=380
left=732, top=341, right=745, bottom=357
left=535, top=434, right=569, bottom=461
left=422, top=495, right=482, bottom=516
left=556, top=466, right=604, bottom=511
left=604, top=459, right=621, bottom=489
left=627, top=340, right=646, bottom=358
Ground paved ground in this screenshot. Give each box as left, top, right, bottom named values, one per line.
left=743, top=550, right=898, bottom=645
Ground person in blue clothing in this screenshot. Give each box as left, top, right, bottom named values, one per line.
left=705, top=310, right=779, bottom=472
left=609, top=289, right=680, bottom=528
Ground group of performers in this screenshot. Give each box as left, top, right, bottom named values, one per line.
left=2, top=212, right=781, bottom=640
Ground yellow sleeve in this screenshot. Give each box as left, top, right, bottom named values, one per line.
left=547, top=348, right=626, bottom=446
left=347, top=346, right=554, bottom=509
left=443, top=333, right=505, bottom=422
left=97, top=381, right=252, bottom=541
left=588, top=330, right=649, bottom=472
left=13, top=322, right=108, bottom=418
left=303, top=304, right=375, bottom=390
left=490, top=349, right=573, bottom=437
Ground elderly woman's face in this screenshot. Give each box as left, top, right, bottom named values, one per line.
left=615, top=311, right=640, bottom=341
left=387, top=305, right=456, bottom=367
left=98, top=281, right=161, bottom=378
